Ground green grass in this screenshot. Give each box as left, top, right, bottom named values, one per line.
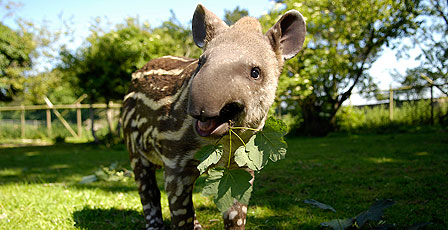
left=335, top=100, right=448, bottom=132
left=0, top=130, right=447, bottom=229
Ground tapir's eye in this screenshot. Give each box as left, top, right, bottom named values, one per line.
left=250, top=67, right=261, bottom=79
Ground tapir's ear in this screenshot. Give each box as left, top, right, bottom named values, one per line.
left=192, top=4, right=229, bottom=48
left=266, top=10, right=306, bottom=60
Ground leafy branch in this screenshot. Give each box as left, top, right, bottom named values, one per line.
left=194, top=116, right=288, bottom=212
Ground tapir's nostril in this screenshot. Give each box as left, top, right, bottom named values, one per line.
left=219, top=102, right=244, bottom=121
left=199, top=110, right=207, bottom=122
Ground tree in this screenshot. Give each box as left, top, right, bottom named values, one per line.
left=396, top=0, right=448, bottom=96
left=60, top=16, right=200, bottom=140
left=0, top=22, right=34, bottom=102
left=224, top=6, right=249, bottom=25
left=24, top=69, right=76, bottom=105
left=260, top=0, right=422, bottom=135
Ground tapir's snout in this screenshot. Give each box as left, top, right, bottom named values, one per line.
left=187, top=79, right=245, bottom=137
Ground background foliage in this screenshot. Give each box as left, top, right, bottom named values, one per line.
left=0, top=0, right=447, bottom=139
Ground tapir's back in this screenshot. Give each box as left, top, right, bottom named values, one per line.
left=122, top=56, right=200, bottom=166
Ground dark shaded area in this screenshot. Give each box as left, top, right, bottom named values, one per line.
left=73, top=207, right=148, bottom=230
left=0, top=143, right=131, bottom=186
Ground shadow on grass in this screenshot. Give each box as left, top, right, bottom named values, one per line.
left=0, top=143, right=131, bottom=186
left=73, top=182, right=138, bottom=193
left=73, top=207, right=147, bottom=229
left=73, top=207, right=173, bottom=230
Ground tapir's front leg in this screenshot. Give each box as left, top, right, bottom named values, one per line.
left=130, top=155, right=164, bottom=229
left=164, top=164, right=202, bottom=230
left=223, top=169, right=254, bottom=230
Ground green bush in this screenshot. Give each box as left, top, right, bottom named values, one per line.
left=336, top=99, right=448, bottom=132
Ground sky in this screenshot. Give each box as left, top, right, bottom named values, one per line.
left=3, top=0, right=423, bottom=105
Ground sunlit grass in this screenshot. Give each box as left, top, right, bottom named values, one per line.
left=0, top=129, right=447, bottom=229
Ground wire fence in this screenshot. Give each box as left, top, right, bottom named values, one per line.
left=0, top=98, right=122, bottom=140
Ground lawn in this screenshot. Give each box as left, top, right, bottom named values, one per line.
left=0, top=130, right=446, bottom=229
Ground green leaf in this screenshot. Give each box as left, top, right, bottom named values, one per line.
left=205, top=168, right=253, bottom=213
left=245, top=135, right=268, bottom=170
left=304, top=199, right=336, bottom=212
left=320, top=199, right=395, bottom=230
left=202, top=168, right=225, bottom=197
left=245, top=121, right=287, bottom=170
left=234, top=146, right=257, bottom=170
left=355, top=199, right=395, bottom=227
left=321, top=218, right=354, bottom=230
left=195, top=144, right=224, bottom=174
left=262, top=126, right=288, bottom=162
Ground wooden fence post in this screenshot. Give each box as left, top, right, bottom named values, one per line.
left=430, top=84, right=434, bottom=125
left=44, top=97, right=79, bottom=138
left=46, top=108, right=52, bottom=137
left=21, top=105, right=25, bottom=138
left=77, top=103, right=82, bottom=137
left=389, top=85, right=394, bottom=121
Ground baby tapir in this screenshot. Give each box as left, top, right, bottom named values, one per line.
left=122, top=4, right=306, bottom=230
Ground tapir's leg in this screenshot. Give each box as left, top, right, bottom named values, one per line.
left=164, top=163, right=202, bottom=230
left=130, top=155, right=164, bottom=229
left=223, top=169, right=254, bottom=230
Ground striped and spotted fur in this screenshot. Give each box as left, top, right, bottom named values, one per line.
left=123, top=4, right=306, bottom=230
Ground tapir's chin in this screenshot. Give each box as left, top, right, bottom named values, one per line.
left=195, top=118, right=230, bottom=137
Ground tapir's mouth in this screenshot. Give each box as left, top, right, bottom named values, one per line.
left=195, top=118, right=229, bottom=137
left=194, top=102, right=244, bottom=137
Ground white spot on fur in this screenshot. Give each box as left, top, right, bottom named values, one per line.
left=165, top=175, right=175, bottom=184
left=242, top=206, right=247, bottom=214
left=130, top=158, right=138, bottom=169
left=143, top=203, right=151, bottom=210
left=150, top=208, right=157, bottom=216
left=170, top=195, right=178, bottom=205
left=141, top=157, right=150, bottom=167
left=175, top=179, right=184, bottom=196
left=237, top=218, right=243, bottom=226
left=229, top=210, right=238, bottom=220
left=182, top=196, right=190, bottom=206
left=187, top=217, right=193, bottom=223
left=178, top=220, right=185, bottom=227
left=172, top=209, right=187, bottom=216
left=132, top=72, right=143, bottom=79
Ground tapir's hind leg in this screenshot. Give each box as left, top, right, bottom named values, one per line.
left=130, top=155, right=164, bottom=229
